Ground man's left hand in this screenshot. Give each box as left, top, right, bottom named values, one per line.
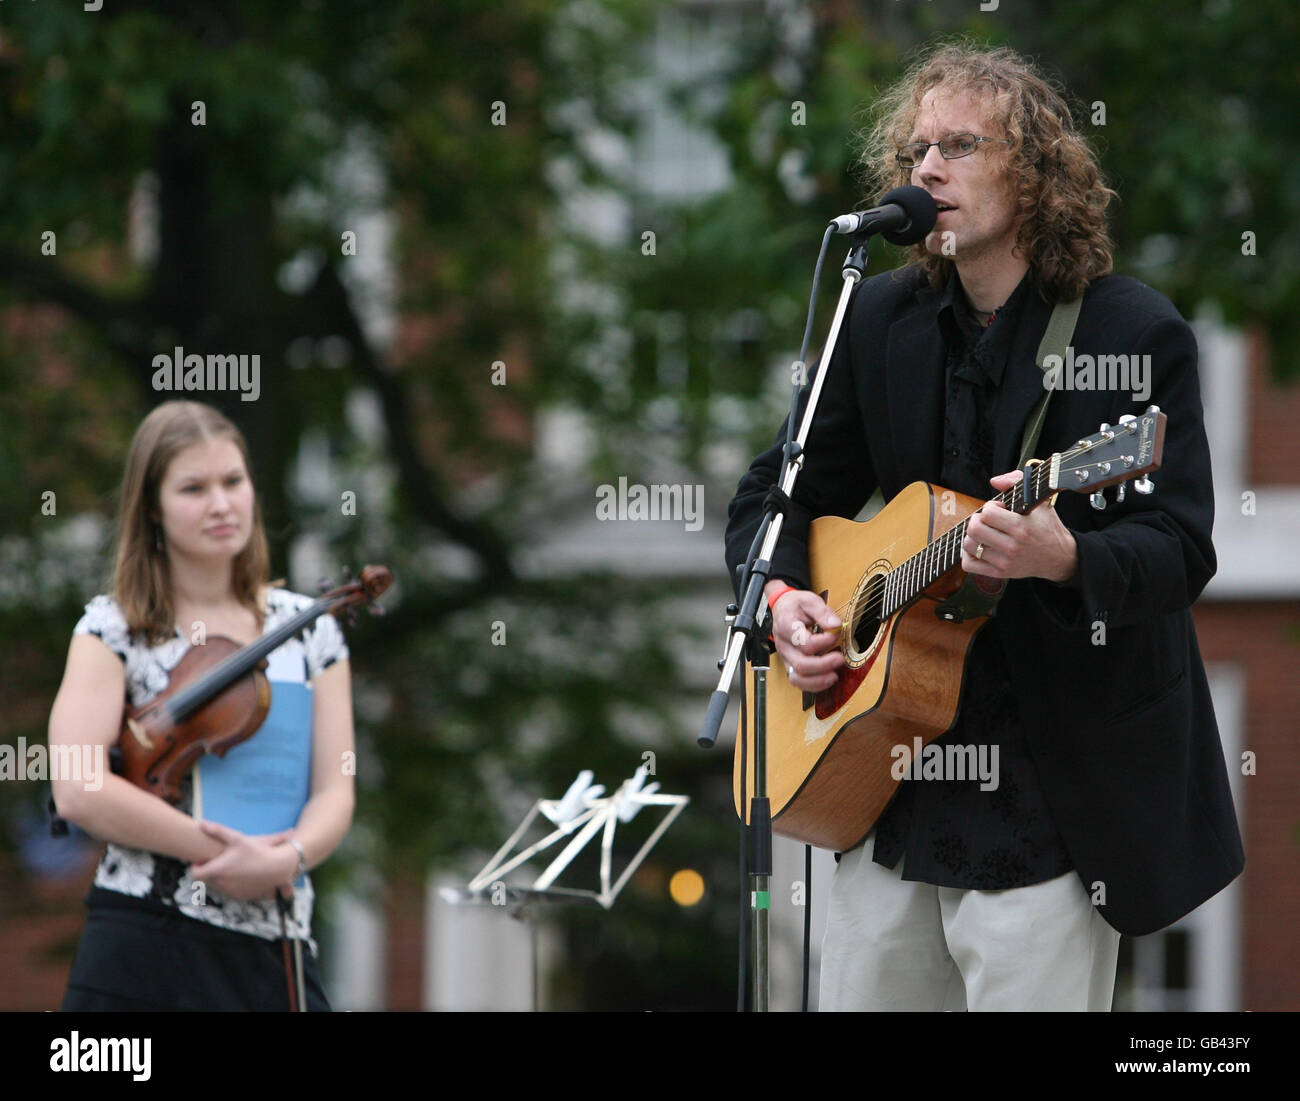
left=961, top=470, right=1079, bottom=584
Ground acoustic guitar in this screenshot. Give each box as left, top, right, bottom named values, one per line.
left=734, top=409, right=1166, bottom=851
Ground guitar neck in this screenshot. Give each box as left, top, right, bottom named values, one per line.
left=167, top=597, right=336, bottom=721
left=881, top=464, right=1054, bottom=618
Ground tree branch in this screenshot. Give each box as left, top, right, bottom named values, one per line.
left=0, top=245, right=155, bottom=387
left=302, top=261, right=517, bottom=586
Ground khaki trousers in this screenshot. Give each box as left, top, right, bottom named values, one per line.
left=819, top=831, right=1121, bottom=1011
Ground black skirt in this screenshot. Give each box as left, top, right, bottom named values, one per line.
left=61, top=897, right=331, bottom=1012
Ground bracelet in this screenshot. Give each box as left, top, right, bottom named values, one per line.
left=289, top=839, right=308, bottom=883
left=768, top=582, right=798, bottom=609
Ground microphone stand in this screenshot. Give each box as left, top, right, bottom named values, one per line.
left=699, top=230, right=876, bottom=1012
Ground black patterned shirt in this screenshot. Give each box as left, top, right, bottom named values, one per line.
left=869, top=272, right=1075, bottom=889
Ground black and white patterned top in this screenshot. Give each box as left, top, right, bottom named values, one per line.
left=73, top=588, right=349, bottom=950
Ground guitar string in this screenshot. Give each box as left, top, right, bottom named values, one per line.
left=815, top=433, right=1108, bottom=636
left=829, top=463, right=1041, bottom=626
left=781, top=422, right=1144, bottom=659
left=831, top=425, right=1139, bottom=631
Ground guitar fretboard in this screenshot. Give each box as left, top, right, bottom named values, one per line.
left=874, top=461, right=1056, bottom=621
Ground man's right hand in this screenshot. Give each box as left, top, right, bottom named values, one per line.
left=766, top=580, right=845, bottom=693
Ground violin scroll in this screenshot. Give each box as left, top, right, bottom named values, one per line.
left=322, top=564, right=392, bottom=625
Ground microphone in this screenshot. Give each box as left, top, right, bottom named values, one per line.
left=829, top=186, right=938, bottom=245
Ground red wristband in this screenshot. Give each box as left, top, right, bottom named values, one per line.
left=768, top=582, right=798, bottom=609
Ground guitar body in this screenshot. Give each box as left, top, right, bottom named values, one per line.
left=733, top=481, right=991, bottom=852
left=728, top=409, right=1169, bottom=852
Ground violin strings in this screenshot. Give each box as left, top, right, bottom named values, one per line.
left=167, top=595, right=336, bottom=718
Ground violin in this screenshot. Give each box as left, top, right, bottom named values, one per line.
left=113, top=565, right=392, bottom=805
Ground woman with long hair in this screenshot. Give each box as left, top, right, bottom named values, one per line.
left=48, top=400, right=355, bottom=1010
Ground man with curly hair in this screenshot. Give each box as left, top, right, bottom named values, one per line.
left=725, top=42, right=1243, bottom=1011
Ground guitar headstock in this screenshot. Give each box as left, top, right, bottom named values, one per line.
left=322, top=565, right=393, bottom=627
left=1046, top=406, right=1166, bottom=499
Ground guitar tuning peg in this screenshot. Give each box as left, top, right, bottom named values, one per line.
left=317, top=577, right=331, bottom=593
left=1134, top=474, right=1155, bottom=495
left=342, top=565, right=354, bottom=582
left=1116, top=481, right=1126, bottom=504
left=1089, top=490, right=1107, bottom=511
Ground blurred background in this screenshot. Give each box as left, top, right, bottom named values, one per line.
left=1, top=0, right=1296, bottom=1011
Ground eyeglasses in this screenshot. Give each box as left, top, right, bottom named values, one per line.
left=895, top=133, right=1012, bottom=169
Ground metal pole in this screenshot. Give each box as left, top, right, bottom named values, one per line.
left=751, top=662, right=770, bottom=1012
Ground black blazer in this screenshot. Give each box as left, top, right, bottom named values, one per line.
left=725, top=264, right=1245, bottom=936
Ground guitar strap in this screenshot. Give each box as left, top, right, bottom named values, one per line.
left=934, top=294, right=1083, bottom=623
left=1018, top=294, right=1083, bottom=469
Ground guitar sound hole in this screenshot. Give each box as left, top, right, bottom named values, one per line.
left=843, top=569, right=888, bottom=667
left=853, top=611, right=881, bottom=654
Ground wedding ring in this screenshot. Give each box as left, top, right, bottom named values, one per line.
left=786, top=664, right=795, bottom=678
left=975, top=543, right=986, bottom=561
